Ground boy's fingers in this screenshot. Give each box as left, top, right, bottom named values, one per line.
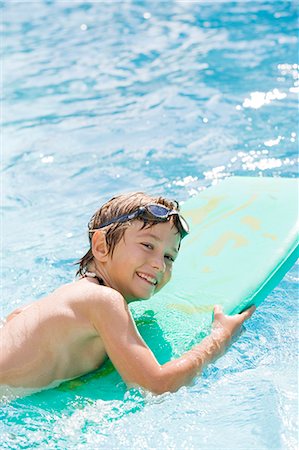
left=213, top=305, right=223, bottom=315
left=240, top=305, right=256, bottom=320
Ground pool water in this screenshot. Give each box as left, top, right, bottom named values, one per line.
left=1, top=1, right=298, bottom=449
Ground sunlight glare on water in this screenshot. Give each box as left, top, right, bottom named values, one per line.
left=1, top=1, right=298, bottom=449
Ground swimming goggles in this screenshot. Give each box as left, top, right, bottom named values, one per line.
left=90, top=204, right=190, bottom=239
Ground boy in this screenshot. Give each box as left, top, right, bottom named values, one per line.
left=0, top=192, right=255, bottom=394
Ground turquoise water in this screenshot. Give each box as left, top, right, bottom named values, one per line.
left=1, top=1, right=298, bottom=449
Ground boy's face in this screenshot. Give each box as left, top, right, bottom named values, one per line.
left=105, top=220, right=181, bottom=302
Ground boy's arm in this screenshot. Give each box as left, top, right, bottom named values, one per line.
left=92, top=289, right=255, bottom=395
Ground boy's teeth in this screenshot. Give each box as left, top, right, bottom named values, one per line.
left=137, top=273, right=157, bottom=285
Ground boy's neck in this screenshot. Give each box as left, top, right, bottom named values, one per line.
left=83, top=271, right=105, bottom=285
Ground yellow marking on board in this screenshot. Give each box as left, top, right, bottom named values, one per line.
left=57, top=378, right=85, bottom=391
left=263, top=233, right=278, bottom=241
left=241, top=215, right=261, bottom=231
left=184, top=196, right=225, bottom=226
left=205, top=231, right=249, bottom=256
left=202, top=266, right=213, bottom=273
left=185, top=194, right=258, bottom=248
left=168, top=303, right=214, bottom=314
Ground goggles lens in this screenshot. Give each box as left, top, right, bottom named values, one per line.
left=146, top=204, right=170, bottom=218
left=144, top=205, right=189, bottom=238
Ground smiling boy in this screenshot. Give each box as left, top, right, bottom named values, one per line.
left=0, top=192, right=255, bottom=394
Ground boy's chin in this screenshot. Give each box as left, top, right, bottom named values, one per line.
left=126, top=292, right=154, bottom=303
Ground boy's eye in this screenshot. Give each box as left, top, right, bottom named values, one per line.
left=165, top=254, right=175, bottom=263
left=141, top=243, right=153, bottom=250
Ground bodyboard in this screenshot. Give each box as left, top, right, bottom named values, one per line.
left=56, top=176, right=298, bottom=397
left=131, top=176, right=298, bottom=359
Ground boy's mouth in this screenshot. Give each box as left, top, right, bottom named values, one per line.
left=136, top=272, right=158, bottom=286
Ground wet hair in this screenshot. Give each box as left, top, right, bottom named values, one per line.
left=76, top=192, right=181, bottom=277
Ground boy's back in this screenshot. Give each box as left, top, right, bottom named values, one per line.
left=0, top=278, right=108, bottom=387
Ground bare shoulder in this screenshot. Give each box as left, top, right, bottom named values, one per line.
left=56, top=278, right=127, bottom=312
left=64, top=279, right=129, bottom=330
left=2, top=279, right=127, bottom=331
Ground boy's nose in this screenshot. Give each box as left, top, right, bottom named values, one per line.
left=151, top=256, right=166, bottom=273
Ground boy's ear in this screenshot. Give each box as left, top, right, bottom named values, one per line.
left=91, top=231, right=109, bottom=262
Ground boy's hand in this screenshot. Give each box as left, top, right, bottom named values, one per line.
left=211, top=304, right=256, bottom=350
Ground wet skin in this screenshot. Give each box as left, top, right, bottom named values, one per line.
left=0, top=221, right=180, bottom=388
left=0, top=220, right=255, bottom=393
